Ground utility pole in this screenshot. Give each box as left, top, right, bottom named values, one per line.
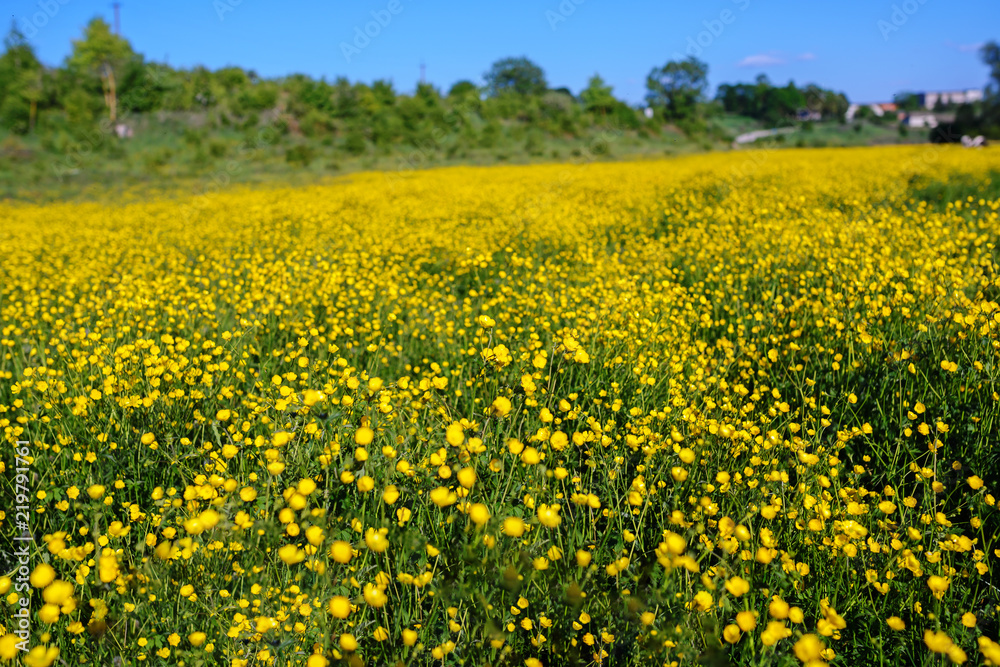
left=113, top=2, right=121, bottom=35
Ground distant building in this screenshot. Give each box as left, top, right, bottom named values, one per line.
left=845, top=103, right=895, bottom=121
left=796, top=109, right=822, bottom=122
left=903, top=113, right=938, bottom=129
left=917, top=89, right=983, bottom=109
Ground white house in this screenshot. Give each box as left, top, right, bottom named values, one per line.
left=918, top=89, right=984, bottom=109
left=845, top=103, right=894, bottom=121
left=903, top=113, right=938, bottom=129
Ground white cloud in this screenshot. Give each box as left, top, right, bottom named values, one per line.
left=796, top=52, right=817, bottom=61
left=946, top=40, right=984, bottom=53
left=737, top=53, right=786, bottom=68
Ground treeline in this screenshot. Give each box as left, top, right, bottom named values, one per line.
left=717, top=75, right=848, bottom=125
left=0, top=17, right=865, bottom=159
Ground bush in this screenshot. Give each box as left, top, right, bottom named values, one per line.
left=285, top=144, right=315, bottom=166
left=343, top=131, right=367, bottom=156
left=209, top=140, right=228, bottom=158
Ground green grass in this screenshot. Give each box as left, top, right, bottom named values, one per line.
left=0, top=114, right=929, bottom=203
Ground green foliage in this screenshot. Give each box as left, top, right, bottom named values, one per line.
left=717, top=75, right=848, bottom=125
left=0, top=26, right=42, bottom=134
left=581, top=74, right=616, bottom=115
left=68, top=18, right=133, bottom=121
left=285, top=144, right=315, bottom=167
left=484, top=56, right=547, bottom=97
left=645, top=57, right=708, bottom=122
left=343, top=129, right=367, bottom=156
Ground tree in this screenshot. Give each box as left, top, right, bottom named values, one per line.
left=645, top=57, right=708, bottom=121
left=0, top=24, right=43, bottom=133
left=484, top=57, right=547, bottom=97
left=69, top=17, right=132, bottom=122
left=979, top=41, right=1000, bottom=138
left=893, top=92, right=922, bottom=112
left=982, top=41, right=1000, bottom=93
left=448, top=80, right=478, bottom=98
left=580, top=74, right=616, bottom=115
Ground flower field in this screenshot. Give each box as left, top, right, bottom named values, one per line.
left=2, top=145, right=1000, bottom=666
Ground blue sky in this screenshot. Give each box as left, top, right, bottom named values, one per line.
left=9, top=0, right=997, bottom=104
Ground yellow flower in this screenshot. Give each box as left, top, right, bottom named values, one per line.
left=691, top=591, right=713, bottom=611
left=38, top=604, right=60, bottom=624
left=98, top=554, right=119, bottom=583
left=278, top=544, right=304, bottom=565
left=736, top=611, right=758, bottom=631
left=924, top=629, right=953, bottom=653
left=446, top=423, right=465, bottom=447
left=968, top=476, right=984, bottom=490
left=30, top=563, right=56, bottom=588
left=328, top=596, right=351, bottom=619
left=503, top=517, right=526, bottom=537
left=723, top=624, right=741, bottom=644
left=382, top=484, right=400, bottom=504
left=430, top=486, right=457, bottom=507
left=886, top=616, right=905, bottom=631
left=22, top=646, right=59, bottom=667
left=491, top=396, right=512, bottom=417
left=302, top=389, right=324, bottom=406
left=365, top=527, right=389, bottom=553
left=536, top=504, right=561, bottom=528
left=340, top=633, right=358, bottom=652
left=520, top=447, right=541, bottom=465
left=215, top=409, right=231, bottom=421
left=769, top=597, right=790, bottom=619
left=354, top=426, right=374, bottom=446
left=363, top=583, right=387, bottom=608
left=457, top=467, right=477, bottom=488
left=927, top=575, right=949, bottom=599
left=188, top=632, right=206, bottom=647
left=42, top=580, right=74, bottom=607
left=0, top=635, right=20, bottom=660
left=761, top=621, right=788, bottom=646
left=469, top=503, right=491, bottom=526
left=724, top=576, right=750, bottom=597
left=329, top=540, right=353, bottom=563
left=793, top=634, right=826, bottom=662
left=961, top=612, right=977, bottom=628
